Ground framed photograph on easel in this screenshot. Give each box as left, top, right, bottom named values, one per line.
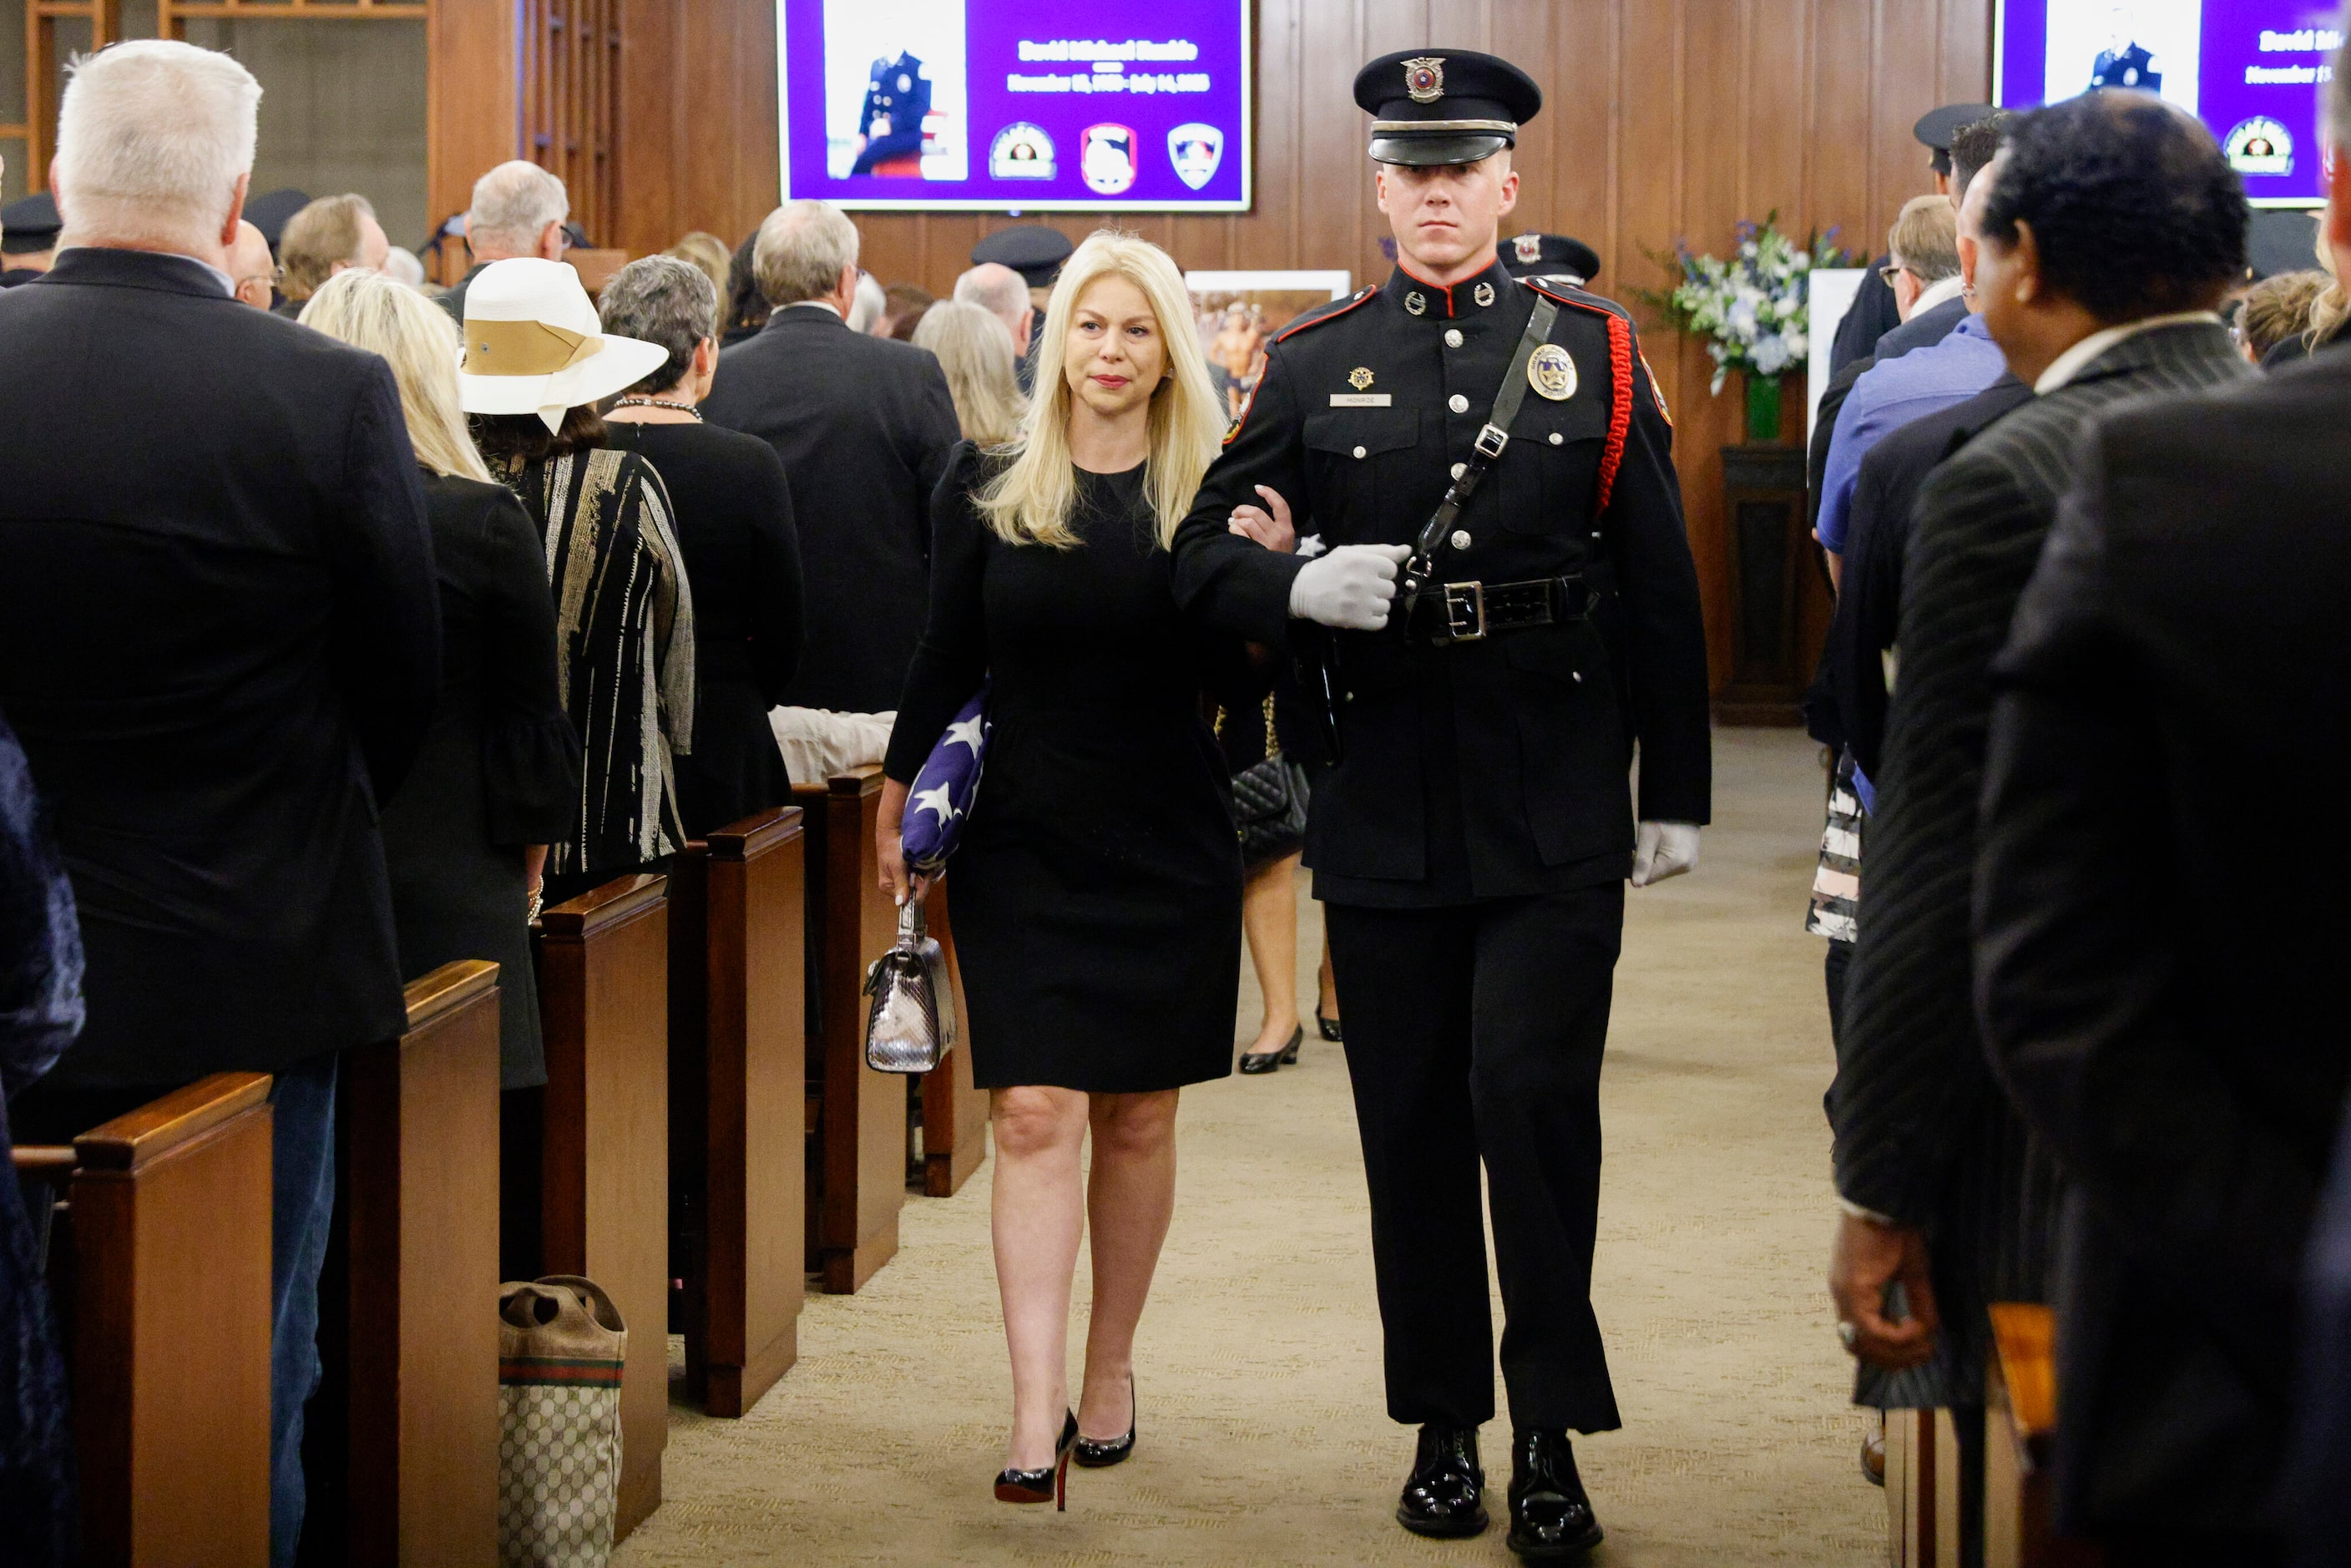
left=1183, top=270, right=1353, bottom=424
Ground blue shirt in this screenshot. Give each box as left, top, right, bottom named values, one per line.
left=1815, top=311, right=2006, bottom=554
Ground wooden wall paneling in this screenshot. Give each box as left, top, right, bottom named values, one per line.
left=428, top=0, right=518, bottom=278
left=731, top=0, right=776, bottom=241
left=1296, top=0, right=1363, bottom=296
left=611, top=0, right=674, bottom=255
left=917, top=886, right=988, bottom=1198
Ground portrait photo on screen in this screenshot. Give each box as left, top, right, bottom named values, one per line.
left=2046, top=0, right=2203, bottom=113
left=823, top=0, right=969, bottom=181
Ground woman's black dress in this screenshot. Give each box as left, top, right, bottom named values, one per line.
left=884, top=445, right=1251, bottom=1094
left=379, top=473, right=582, bottom=1088
left=604, top=421, right=804, bottom=836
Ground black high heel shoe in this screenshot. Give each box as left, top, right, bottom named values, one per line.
left=1074, top=1377, right=1137, bottom=1468
left=994, top=1410, right=1079, bottom=1510
left=1317, top=1009, right=1343, bottom=1042
left=1239, top=1024, right=1304, bottom=1075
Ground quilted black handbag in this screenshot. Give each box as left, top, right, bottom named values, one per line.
left=1223, top=694, right=1309, bottom=867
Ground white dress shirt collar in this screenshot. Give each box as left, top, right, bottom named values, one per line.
left=1910, top=273, right=1967, bottom=316
left=2034, top=311, right=2226, bottom=394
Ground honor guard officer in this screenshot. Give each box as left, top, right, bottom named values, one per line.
left=1502, top=230, right=1603, bottom=291
left=1171, top=48, right=1711, bottom=1560
left=0, top=192, right=62, bottom=288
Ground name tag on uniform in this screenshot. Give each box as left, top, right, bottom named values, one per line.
left=1328, top=392, right=1393, bottom=407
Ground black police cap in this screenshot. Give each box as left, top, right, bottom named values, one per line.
left=245, top=188, right=313, bottom=251
left=1, top=191, right=60, bottom=255
left=1914, top=102, right=1996, bottom=172
left=1502, top=232, right=1600, bottom=287
left=971, top=224, right=1073, bottom=289
left=1353, top=49, right=1541, bottom=167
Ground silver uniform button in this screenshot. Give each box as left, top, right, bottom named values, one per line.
left=1449, top=393, right=1469, bottom=413
left=1450, top=461, right=1466, bottom=479
left=1443, top=328, right=1464, bottom=347
left=1550, top=432, right=1564, bottom=445
left=1352, top=445, right=1367, bottom=459
left=1449, top=529, right=1472, bottom=550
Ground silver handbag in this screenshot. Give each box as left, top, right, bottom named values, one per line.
left=862, top=899, right=957, bottom=1074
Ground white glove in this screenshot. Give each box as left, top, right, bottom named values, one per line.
left=1287, top=544, right=1411, bottom=631
left=1631, top=821, right=1701, bottom=887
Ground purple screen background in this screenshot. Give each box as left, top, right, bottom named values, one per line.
left=781, top=0, right=1251, bottom=210
left=1997, top=0, right=2338, bottom=204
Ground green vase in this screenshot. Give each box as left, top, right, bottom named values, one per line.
left=1744, top=374, right=1783, bottom=443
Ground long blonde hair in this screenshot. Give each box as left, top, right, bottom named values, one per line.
left=300, top=268, right=493, bottom=483
left=913, top=299, right=1026, bottom=448
left=976, top=230, right=1226, bottom=549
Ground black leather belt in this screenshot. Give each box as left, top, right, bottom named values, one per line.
left=1407, top=574, right=1598, bottom=645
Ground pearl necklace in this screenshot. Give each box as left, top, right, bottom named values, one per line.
left=611, top=396, right=702, bottom=420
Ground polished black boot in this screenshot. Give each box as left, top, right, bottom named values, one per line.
left=1505, top=1429, right=1604, bottom=1560
left=1396, top=1424, right=1488, bottom=1538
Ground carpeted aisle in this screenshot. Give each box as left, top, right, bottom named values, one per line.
left=614, top=727, right=1878, bottom=1565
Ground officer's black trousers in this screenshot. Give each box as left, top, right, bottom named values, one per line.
left=1325, top=884, right=1625, bottom=1434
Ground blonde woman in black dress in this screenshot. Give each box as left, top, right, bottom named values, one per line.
left=879, top=231, right=1259, bottom=1508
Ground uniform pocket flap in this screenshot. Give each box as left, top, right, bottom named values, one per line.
left=1305, top=408, right=1420, bottom=458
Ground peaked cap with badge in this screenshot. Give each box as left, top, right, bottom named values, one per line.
left=1170, top=48, right=1711, bottom=1548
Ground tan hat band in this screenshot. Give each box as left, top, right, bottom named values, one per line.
left=463, top=317, right=605, bottom=377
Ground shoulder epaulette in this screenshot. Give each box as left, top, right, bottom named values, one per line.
left=1522, top=279, right=1639, bottom=513
left=1519, top=276, right=1633, bottom=325
left=1272, top=286, right=1378, bottom=345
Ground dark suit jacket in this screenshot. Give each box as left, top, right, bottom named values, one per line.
left=1976, top=346, right=2351, bottom=1541
left=437, top=261, right=488, bottom=322
left=2296, top=1087, right=2351, bottom=1565
left=1833, top=321, right=2250, bottom=1407
left=702, top=303, right=961, bottom=713
left=1830, top=374, right=2033, bottom=779
left=0, top=248, right=440, bottom=1087
left=1830, top=257, right=1902, bottom=377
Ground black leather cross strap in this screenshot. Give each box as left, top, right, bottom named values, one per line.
left=1397, top=296, right=1562, bottom=620
left=1407, top=574, right=1598, bottom=645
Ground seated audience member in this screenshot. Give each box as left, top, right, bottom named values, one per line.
left=663, top=228, right=733, bottom=303
left=300, top=267, right=581, bottom=1091
left=849, top=270, right=887, bottom=334
left=882, top=281, right=933, bottom=340
left=1829, top=91, right=2248, bottom=1567
left=702, top=200, right=960, bottom=718
left=914, top=298, right=1027, bottom=448
left=1974, top=51, right=2351, bottom=1565
left=2236, top=266, right=2327, bottom=362
left=719, top=230, right=768, bottom=346
left=1815, top=195, right=1983, bottom=582
left=0, top=700, right=82, bottom=1568
left=441, top=159, right=569, bottom=321
left=229, top=217, right=276, bottom=309
left=599, top=255, right=806, bottom=831
left=276, top=191, right=388, bottom=317
left=0, top=191, right=61, bottom=286
left=459, top=258, right=692, bottom=907
left=0, top=42, right=440, bottom=1568
left=957, top=259, right=1038, bottom=392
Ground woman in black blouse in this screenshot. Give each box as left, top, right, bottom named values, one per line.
left=599, top=256, right=804, bottom=836
left=879, top=231, right=1258, bottom=1508
left=300, top=269, right=581, bottom=1089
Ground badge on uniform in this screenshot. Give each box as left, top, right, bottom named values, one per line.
left=1527, top=343, right=1577, bottom=402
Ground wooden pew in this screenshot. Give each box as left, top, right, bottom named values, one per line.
left=1985, top=1302, right=2104, bottom=1568
left=12, top=1073, right=276, bottom=1566
left=537, top=873, right=670, bottom=1540
left=918, top=885, right=988, bottom=1197
left=323, top=960, right=503, bottom=1566
left=793, top=767, right=907, bottom=1292
left=669, top=807, right=806, bottom=1416
left=1885, top=1408, right=1962, bottom=1566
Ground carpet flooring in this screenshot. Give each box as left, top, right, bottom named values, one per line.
left=614, top=726, right=1880, bottom=1565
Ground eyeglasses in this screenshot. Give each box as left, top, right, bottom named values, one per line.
left=236, top=264, right=285, bottom=289
left=1878, top=263, right=1915, bottom=286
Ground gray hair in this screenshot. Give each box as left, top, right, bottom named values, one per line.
left=954, top=262, right=1030, bottom=330
left=599, top=255, right=719, bottom=396
left=53, top=40, right=259, bottom=254
left=466, top=160, right=569, bottom=258
left=753, top=200, right=859, bottom=306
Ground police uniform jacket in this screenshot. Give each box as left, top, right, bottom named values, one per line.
left=1170, top=258, right=1711, bottom=907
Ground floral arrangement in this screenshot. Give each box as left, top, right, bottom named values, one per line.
left=1636, top=214, right=1853, bottom=395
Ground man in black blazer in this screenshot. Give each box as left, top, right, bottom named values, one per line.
left=1974, top=169, right=2351, bottom=1568
left=1828, top=93, right=2251, bottom=1563
left=705, top=200, right=961, bottom=717
left=0, top=40, right=438, bottom=1567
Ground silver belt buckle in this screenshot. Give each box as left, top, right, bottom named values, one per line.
left=1438, top=581, right=1487, bottom=643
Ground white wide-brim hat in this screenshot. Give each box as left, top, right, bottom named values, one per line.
left=457, top=257, right=670, bottom=432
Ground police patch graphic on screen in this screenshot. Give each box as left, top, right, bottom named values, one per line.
left=1168, top=123, right=1224, bottom=190
left=2224, top=115, right=2292, bottom=176
left=1080, top=124, right=1140, bottom=195
left=990, top=122, right=1057, bottom=180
